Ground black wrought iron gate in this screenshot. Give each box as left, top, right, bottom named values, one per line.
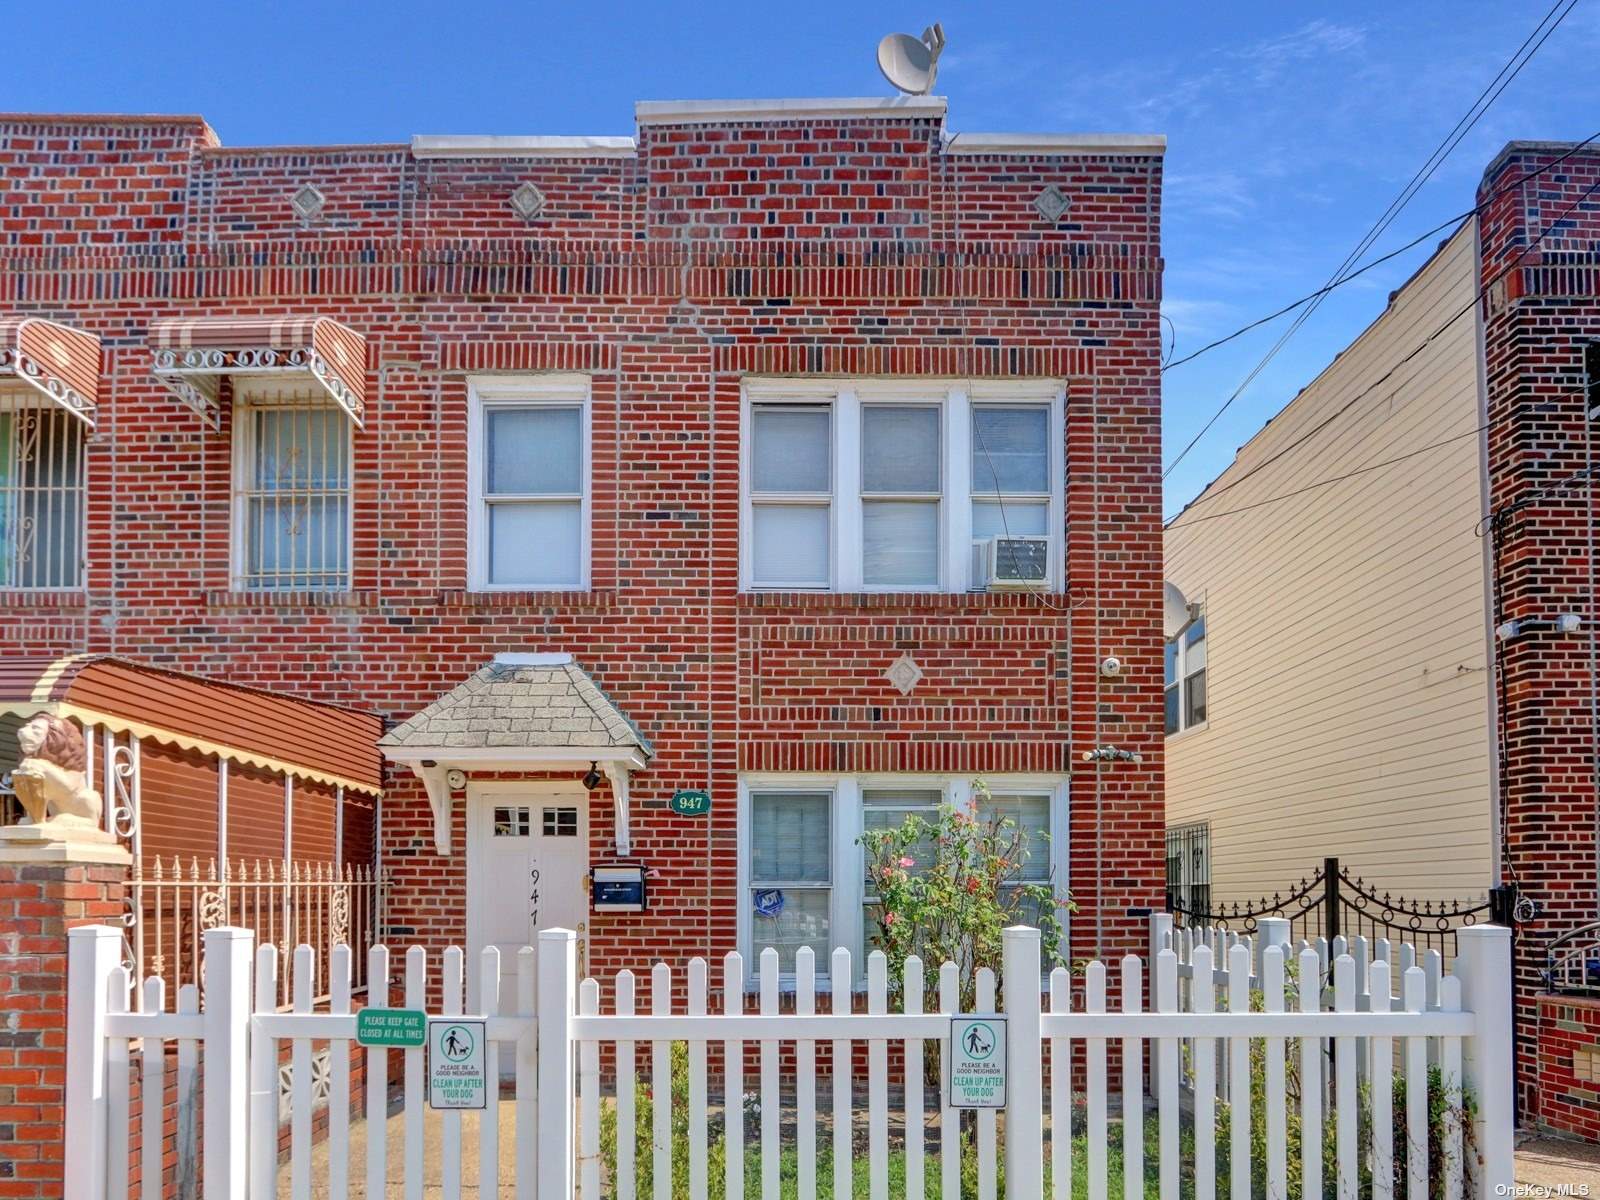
left=1167, top=855, right=1518, bottom=960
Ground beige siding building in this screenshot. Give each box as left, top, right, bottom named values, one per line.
left=1164, top=222, right=1496, bottom=915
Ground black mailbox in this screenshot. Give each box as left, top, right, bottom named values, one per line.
left=591, top=865, right=647, bottom=913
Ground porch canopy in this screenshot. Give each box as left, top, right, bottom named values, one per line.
left=0, top=317, right=102, bottom=427
left=379, top=653, right=653, bottom=855
left=148, top=315, right=367, bottom=429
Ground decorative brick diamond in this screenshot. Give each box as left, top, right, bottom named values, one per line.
left=1033, top=184, right=1070, bottom=224
left=885, top=652, right=924, bottom=697
left=509, top=182, right=546, bottom=222
left=290, top=184, right=326, bottom=222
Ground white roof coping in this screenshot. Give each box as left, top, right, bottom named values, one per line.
left=945, top=132, right=1167, bottom=156
left=635, top=96, right=948, bottom=126
left=493, top=652, right=575, bottom=666
left=411, top=134, right=637, bottom=159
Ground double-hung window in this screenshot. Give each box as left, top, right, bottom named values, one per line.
left=469, top=376, right=590, bottom=591
left=1164, top=604, right=1208, bottom=734
left=860, top=788, right=942, bottom=960
left=861, top=405, right=942, bottom=588
left=748, top=790, right=833, bottom=973
left=233, top=387, right=351, bottom=591
left=748, top=405, right=832, bottom=588
left=0, top=396, right=85, bottom=589
left=976, top=791, right=1053, bottom=925
left=971, top=404, right=1051, bottom=580
left=743, top=380, right=1062, bottom=593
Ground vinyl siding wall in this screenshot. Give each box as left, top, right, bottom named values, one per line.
left=1164, top=222, right=1495, bottom=908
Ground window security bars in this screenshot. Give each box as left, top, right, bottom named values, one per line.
left=1165, top=821, right=1212, bottom=916
left=0, top=396, right=85, bottom=589
left=234, top=399, right=350, bottom=591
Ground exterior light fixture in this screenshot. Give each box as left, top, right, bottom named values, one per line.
left=1081, top=746, right=1143, bottom=764
left=583, top=761, right=602, bottom=790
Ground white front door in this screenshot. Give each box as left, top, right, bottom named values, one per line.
left=466, top=784, right=590, bottom=1016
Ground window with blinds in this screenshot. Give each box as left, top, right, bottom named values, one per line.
left=748, top=790, right=833, bottom=974
left=978, top=793, right=1053, bottom=926
left=233, top=398, right=351, bottom=591
left=469, top=377, right=590, bottom=591
left=0, top=398, right=85, bottom=590
left=748, top=405, right=832, bottom=588
left=861, top=788, right=942, bottom=959
left=861, top=405, right=942, bottom=587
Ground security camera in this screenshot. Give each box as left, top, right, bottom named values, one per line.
left=1099, top=656, right=1124, bottom=678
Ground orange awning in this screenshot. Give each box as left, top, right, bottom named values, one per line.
left=0, top=317, right=101, bottom=427
left=148, top=315, right=367, bottom=428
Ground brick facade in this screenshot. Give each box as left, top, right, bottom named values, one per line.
left=0, top=103, right=1166, bottom=1003
left=1477, top=141, right=1600, bottom=1121
left=0, top=855, right=126, bottom=1198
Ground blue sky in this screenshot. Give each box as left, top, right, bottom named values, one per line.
left=12, top=2, right=1599, bottom=516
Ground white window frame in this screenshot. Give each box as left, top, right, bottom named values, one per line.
left=740, top=378, right=1064, bottom=594
left=229, top=377, right=354, bottom=592
left=0, top=389, right=88, bottom=592
left=744, top=400, right=836, bottom=589
left=467, top=373, right=592, bottom=592
left=1165, top=600, right=1208, bottom=737
left=736, top=772, right=1069, bottom=989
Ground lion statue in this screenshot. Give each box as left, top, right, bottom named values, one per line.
left=10, top=714, right=103, bottom=830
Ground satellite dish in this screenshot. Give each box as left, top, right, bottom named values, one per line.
left=1164, top=580, right=1196, bottom=641
left=877, top=23, right=946, bottom=95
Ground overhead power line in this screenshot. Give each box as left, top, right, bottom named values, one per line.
left=1166, top=170, right=1600, bottom=525
left=1161, top=0, right=1579, bottom=481
left=1161, top=131, right=1600, bottom=374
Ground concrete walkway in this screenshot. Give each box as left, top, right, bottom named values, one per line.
left=1517, top=1136, right=1600, bottom=1193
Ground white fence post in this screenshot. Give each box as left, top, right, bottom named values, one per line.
left=1003, top=927, right=1043, bottom=1200
left=1456, top=924, right=1513, bottom=1198
left=203, top=926, right=253, bottom=1200
left=1256, top=917, right=1291, bottom=979
left=1147, top=911, right=1172, bottom=1099
left=66, top=924, right=121, bottom=1200
left=538, top=928, right=577, bottom=1200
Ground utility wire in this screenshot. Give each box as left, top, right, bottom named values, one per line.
left=1167, top=171, right=1600, bottom=524
left=1161, top=129, right=1600, bottom=374
left=1161, top=0, right=1579, bottom=481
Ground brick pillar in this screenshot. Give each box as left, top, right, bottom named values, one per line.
left=1477, top=141, right=1600, bottom=1122
left=0, top=837, right=130, bottom=1198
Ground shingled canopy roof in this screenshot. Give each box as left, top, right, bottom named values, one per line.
left=379, top=653, right=651, bottom=855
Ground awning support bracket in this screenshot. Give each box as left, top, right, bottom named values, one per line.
left=409, top=763, right=454, bottom=855
left=603, top=765, right=632, bottom=857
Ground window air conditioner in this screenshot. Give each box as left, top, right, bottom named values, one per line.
left=980, top=535, right=1050, bottom=590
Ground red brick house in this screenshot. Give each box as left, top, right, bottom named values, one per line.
left=1476, top=140, right=1600, bottom=1134
left=0, top=98, right=1166, bottom=1014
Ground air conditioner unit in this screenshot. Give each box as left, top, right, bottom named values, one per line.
left=980, top=535, right=1050, bottom=590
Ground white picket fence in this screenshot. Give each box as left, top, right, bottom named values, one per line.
left=66, top=921, right=1514, bottom=1200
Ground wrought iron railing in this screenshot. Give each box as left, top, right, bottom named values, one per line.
left=133, top=856, right=383, bottom=1007
left=1546, top=920, right=1600, bottom=996
left=1168, top=855, right=1514, bottom=961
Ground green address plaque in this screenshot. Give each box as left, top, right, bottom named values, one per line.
left=670, top=789, right=711, bottom=817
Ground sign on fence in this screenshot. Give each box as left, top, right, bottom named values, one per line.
left=355, top=1007, right=426, bottom=1048
left=949, top=1015, right=1007, bottom=1108
left=427, top=1018, right=487, bottom=1110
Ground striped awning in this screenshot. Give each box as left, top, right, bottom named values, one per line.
left=148, top=316, right=367, bottom=429
left=0, top=317, right=101, bottom=427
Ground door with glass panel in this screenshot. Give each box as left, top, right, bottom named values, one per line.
left=748, top=790, right=833, bottom=978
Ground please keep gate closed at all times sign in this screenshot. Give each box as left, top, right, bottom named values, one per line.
left=948, top=1016, right=1008, bottom=1108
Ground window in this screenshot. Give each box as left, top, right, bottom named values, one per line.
left=748, top=791, right=833, bottom=974
left=741, top=775, right=1067, bottom=985
left=542, top=807, right=578, bottom=837
left=861, top=788, right=942, bottom=959
left=971, top=405, right=1051, bottom=583
left=742, top=381, right=1062, bottom=594
left=233, top=394, right=351, bottom=591
left=469, top=376, right=590, bottom=590
left=493, top=806, right=531, bottom=837
left=0, top=398, right=85, bottom=589
left=862, top=405, right=941, bottom=587
left=749, top=405, right=832, bottom=587
left=1165, top=604, right=1207, bottom=734
left=1165, top=822, right=1211, bottom=916
left=977, top=792, right=1052, bottom=926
